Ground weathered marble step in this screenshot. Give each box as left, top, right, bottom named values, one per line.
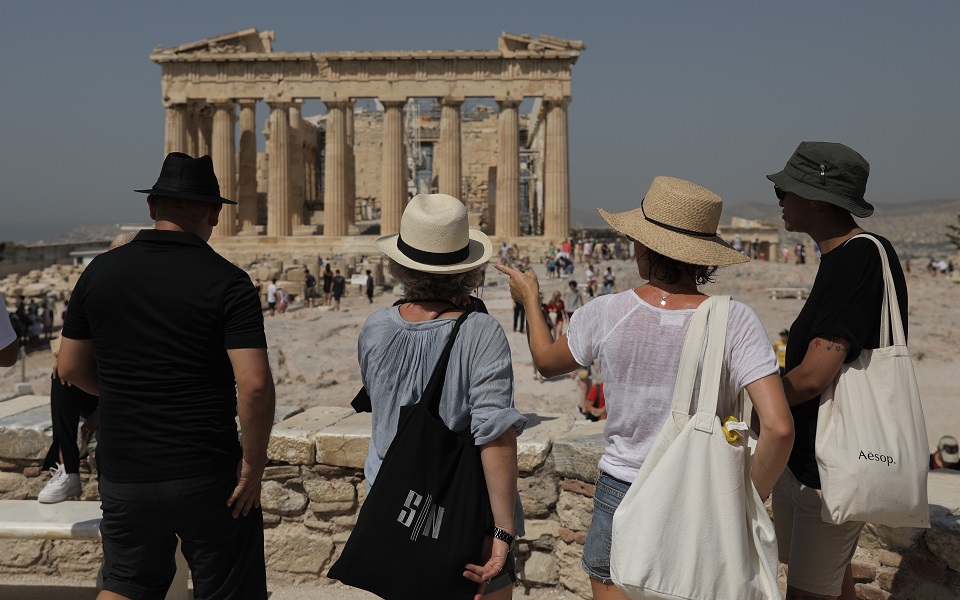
left=0, top=403, right=52, bottom=461
left=0, top=499, right=101, bottom=540
left=0, top=395, right=304, bottom=462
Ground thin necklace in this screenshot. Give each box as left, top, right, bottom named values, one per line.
left=649, top=283, right=697, bottom=307
left=659, top=290, right=670, bottom=307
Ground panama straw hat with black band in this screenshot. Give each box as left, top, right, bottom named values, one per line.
left=376, top=193, right=492, bottom=274
left=597, top=176, right=747, bottom=267
left=767, top=141, right=872, bottom=218
left=135, top=152, right=237, bottom=204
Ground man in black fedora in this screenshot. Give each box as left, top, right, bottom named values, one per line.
left=58, top=152, right=275, bottom=600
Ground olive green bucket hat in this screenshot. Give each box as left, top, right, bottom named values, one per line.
left=767, top=141, right=873, bottom=217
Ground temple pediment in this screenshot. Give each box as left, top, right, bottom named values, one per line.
left=498, top=32, right=586, bottom=54
left=152, top=28, right=274, bottom=56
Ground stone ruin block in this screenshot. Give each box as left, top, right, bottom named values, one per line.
left=267, top=406, right=354, bottom=465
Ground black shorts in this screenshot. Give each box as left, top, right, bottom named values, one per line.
left=485, top=549, right=517, bottom=594
left=268, top=301, right=276, bottom=309
left=99, top=472, right=266, bottom=600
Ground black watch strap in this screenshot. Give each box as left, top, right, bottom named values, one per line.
left=490, top=526, right=515, bottom=551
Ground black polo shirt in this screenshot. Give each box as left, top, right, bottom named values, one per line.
left=785, top=233, right=907, bottom=489
left=62, top=229, right=266, bottom=483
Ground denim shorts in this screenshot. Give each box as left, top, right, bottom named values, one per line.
left=581, top=472, right=631, bottom=583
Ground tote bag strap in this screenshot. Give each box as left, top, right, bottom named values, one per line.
left=670, top=296, right=731, bottom=433
left=422, top=307, right=475, bottom=419
left=670, top=299, right=711, bottom=412
left=846, top=234, right=905, bottom=347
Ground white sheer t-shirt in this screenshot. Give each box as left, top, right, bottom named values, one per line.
left=566, top=289, right=778, bottom=483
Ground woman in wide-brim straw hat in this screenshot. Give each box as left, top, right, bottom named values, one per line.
left=497, top=176, right=794, bottom=600
left=360, top=193, right=527, bottom=598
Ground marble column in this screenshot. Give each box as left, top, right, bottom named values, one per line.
left=185, top=103, right=200, bottom=156
left=164, top=104, right=188, bottom=155
left=496, top=99, right=521, bottom=238
left=544, top=98, right=571, bottom=242
left=211, top=101, right=238, bottom=237
left=345, top=99, right=357, bottom=226
left=304, top=132, right=317, bottom=203
left=324, top=101, right=349, bottom=237
left=237, top=101, right=259, bottom=234
left=379, top=100, right=407, bottom=235
left=288, top=102, right=306, bottom=229
left=439, top=98, right=463, bottom=199
left=198, top=105, right=213, bottom=156
left=267, top=101, right=292, bottom=237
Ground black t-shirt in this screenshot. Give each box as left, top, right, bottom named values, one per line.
left=332, top=275, right=346, bottom=296
left=305, top=273, right=316, bottom=288
left=62, top=230, right=267, bottom=483
left=785, top=233, right=907, bottom=489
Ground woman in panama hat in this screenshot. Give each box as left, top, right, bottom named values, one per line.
left=360, top=193, right=526, bottom=598
left=498, top=176, right=794, bottom=600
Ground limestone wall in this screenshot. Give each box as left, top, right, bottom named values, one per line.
left=0, top=242, right=108, bottom=279
left=0, top=403, right=958, bottom=598
left=0, top=263, right=83, bottom=304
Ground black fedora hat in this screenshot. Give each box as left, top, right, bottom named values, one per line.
left=135, top=152, right=236, bottom=204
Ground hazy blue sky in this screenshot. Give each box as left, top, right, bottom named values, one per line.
left=2, top=1, right=958, bottom=242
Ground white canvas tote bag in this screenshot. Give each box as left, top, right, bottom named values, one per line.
left=610, top=296, right=780, bottom=600
left=815, top=234, right=930, bottom=528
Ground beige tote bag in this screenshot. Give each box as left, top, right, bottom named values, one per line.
left=816, top=234, right=930, bottom=528
left=610, top=296, right=780, bottom=600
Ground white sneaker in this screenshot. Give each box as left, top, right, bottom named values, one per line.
left=37, top=463, right=81, bottom=503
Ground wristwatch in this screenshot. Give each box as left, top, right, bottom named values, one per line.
left=490, top=526, right=515, bottom=552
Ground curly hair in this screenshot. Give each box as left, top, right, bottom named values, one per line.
left=388, top=261, right=485, bottom=301
left=643, top=247, right=718, bottom=285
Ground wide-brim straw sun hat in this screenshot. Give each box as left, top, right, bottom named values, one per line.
left=376, top=193, right=493, bottom=274
left=597, top=176, right=747, bottom=267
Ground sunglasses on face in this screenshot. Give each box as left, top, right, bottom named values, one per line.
left=943, top=445, right=959, bottom=454
left=774, top=186, right=786, bottom=201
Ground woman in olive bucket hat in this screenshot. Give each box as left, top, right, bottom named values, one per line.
left=768, top=142, right=908, bottom=599
left=497, top=176, right=795, bottom=599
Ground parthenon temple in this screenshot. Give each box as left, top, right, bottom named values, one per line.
left=153, top=28, right=584, bottom=254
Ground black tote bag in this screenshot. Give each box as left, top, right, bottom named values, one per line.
left=328, top=310, right=493, bottom=600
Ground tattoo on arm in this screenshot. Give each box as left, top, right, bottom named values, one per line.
left=823, top=336, right=849, bottom=354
